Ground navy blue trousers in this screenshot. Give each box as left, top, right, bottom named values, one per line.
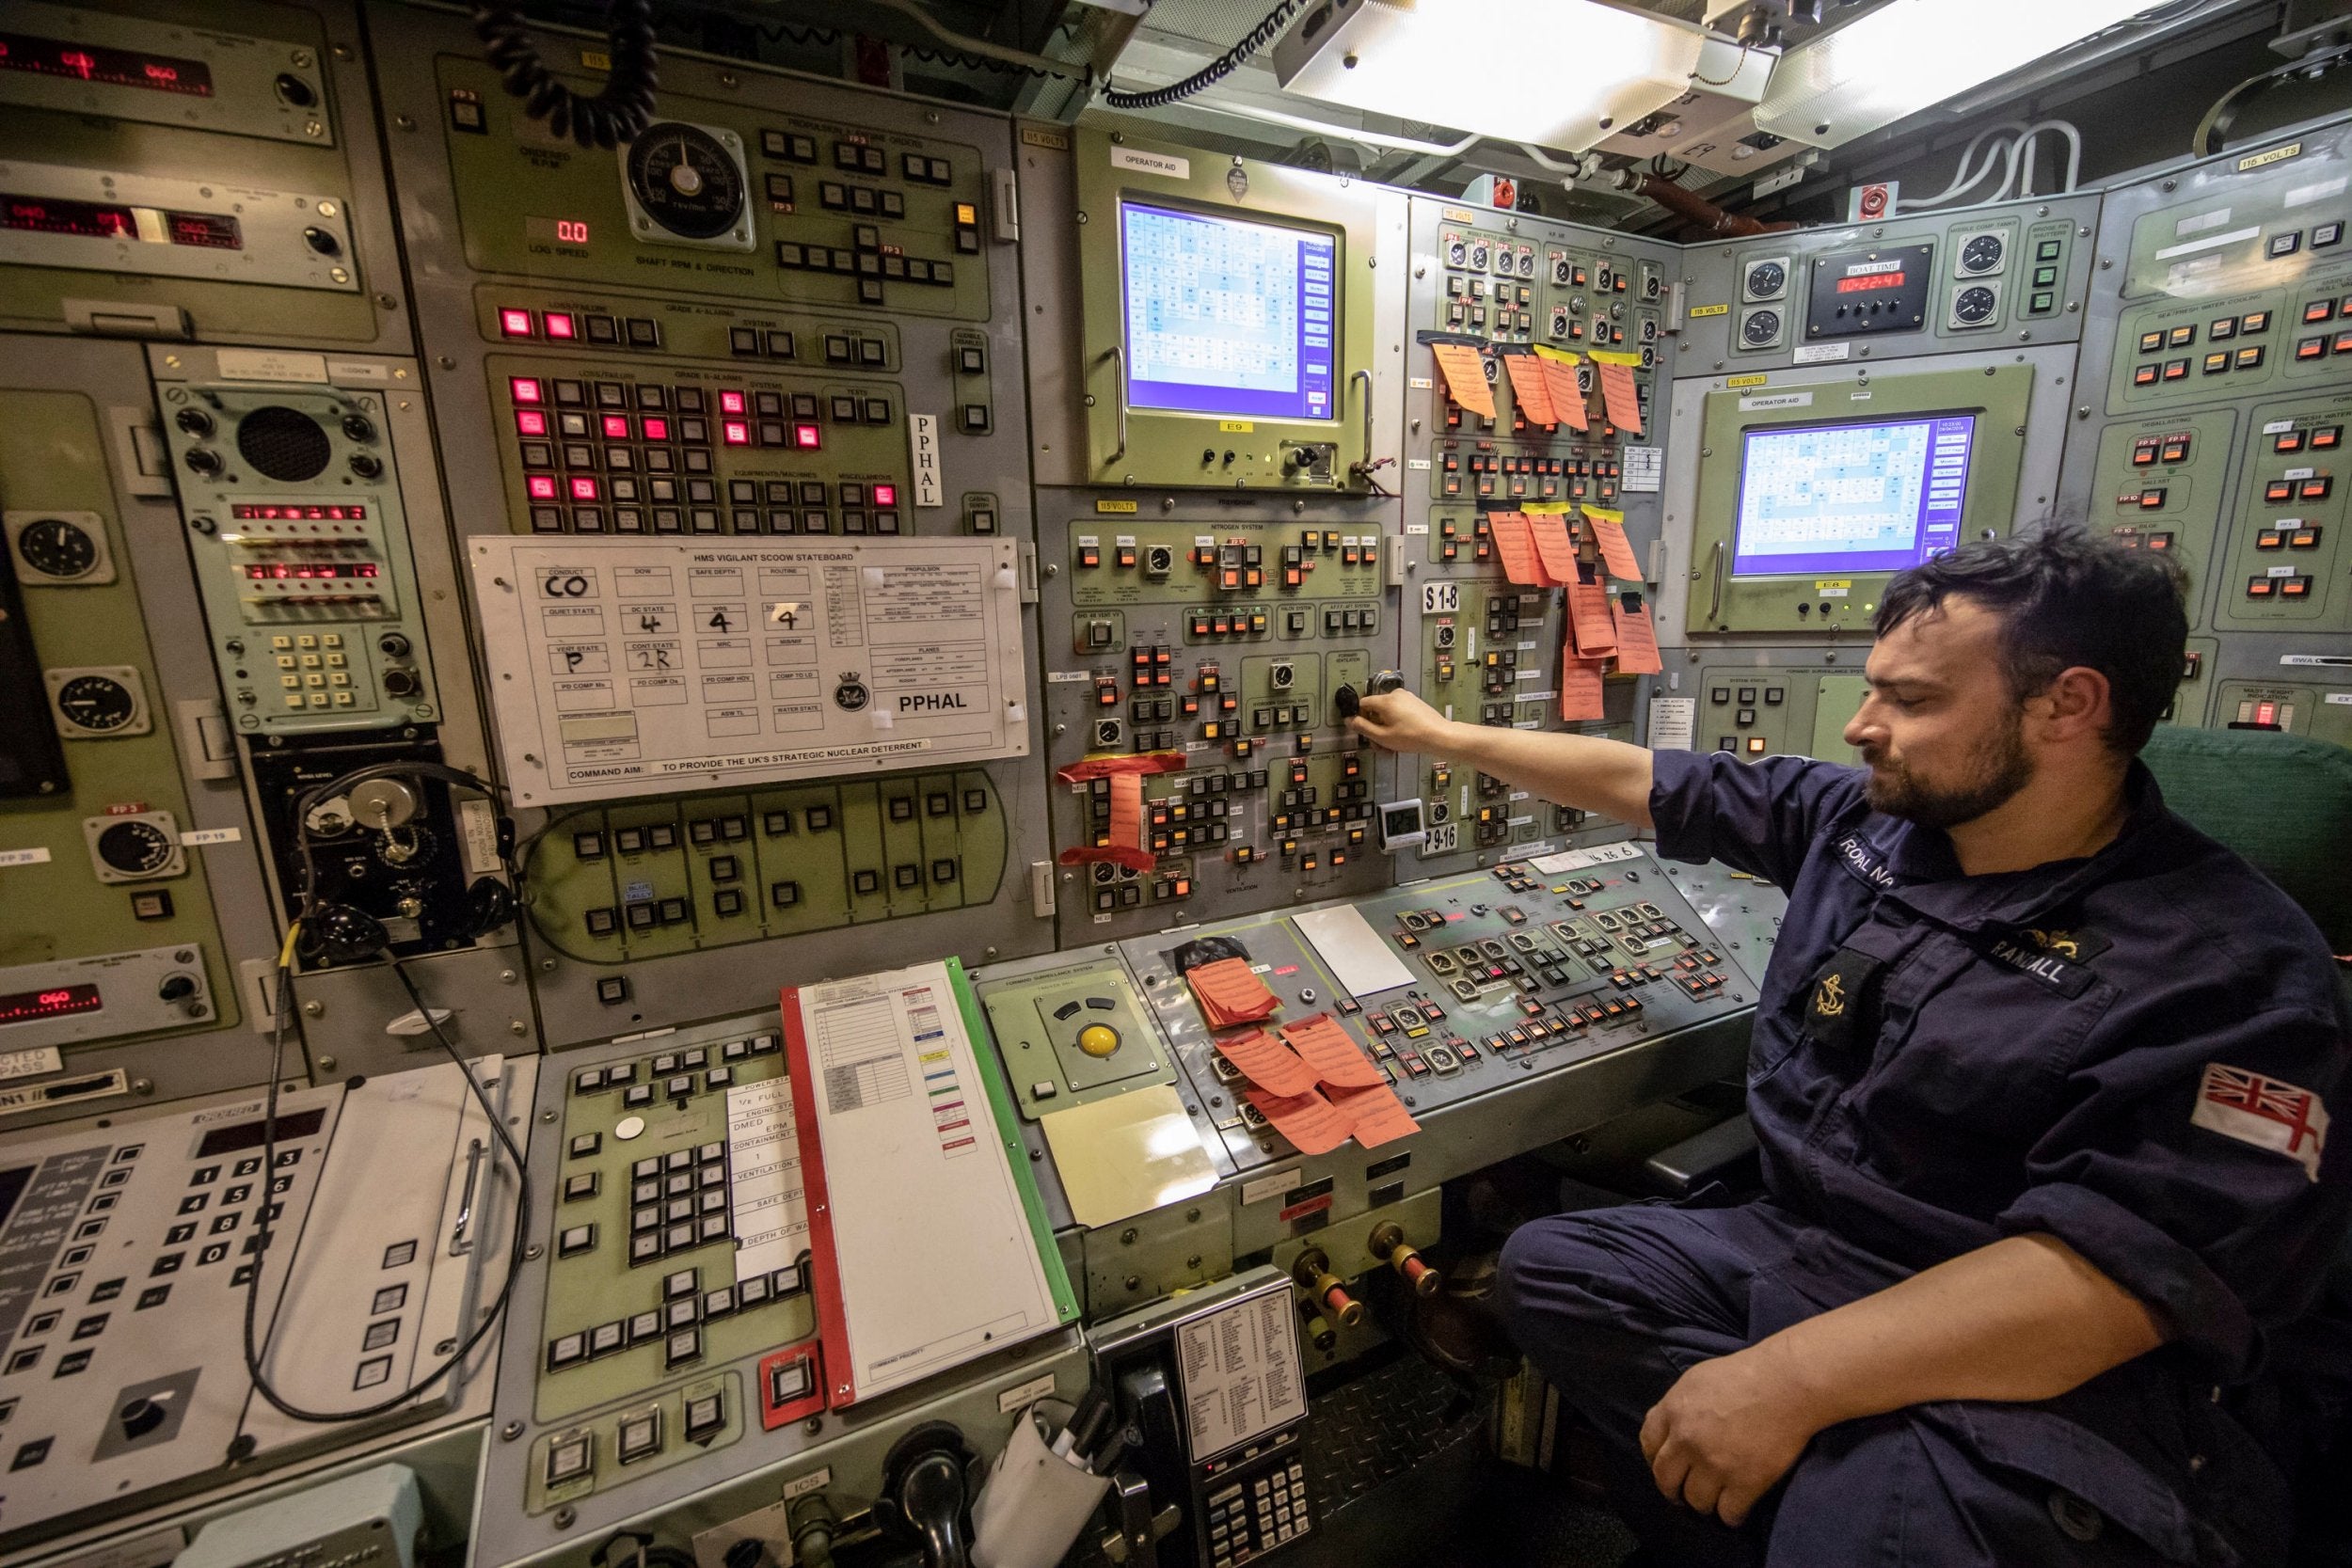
left=1496, top=1200, right=2179, bottom=1568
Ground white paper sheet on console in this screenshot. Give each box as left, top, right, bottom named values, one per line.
left=469, top=536, right=1029, bottom=806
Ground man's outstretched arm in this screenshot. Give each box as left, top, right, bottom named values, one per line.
left=1348, top=689, right=1656, bottom=829
left=1639, top=1233, right=2165, bottom=1526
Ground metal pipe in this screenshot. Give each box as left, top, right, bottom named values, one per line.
left=1634, top=172, right=1796, bottom=236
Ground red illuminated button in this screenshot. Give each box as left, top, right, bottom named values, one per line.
left=527, top=475, right=559, bottom=500
left=545, top=312, right=577, bottom=340
left=499, top=308, right=534, bottom=338
left=722, top=420, right=751, bottom=445
left=794, top=424, right=821, bottom=449
left=568, top=476, right=599, bottom=500
left=516, top=410, right=548, bottom=436
left=718, top=390, right=748, bottom=415
left=510, top=377, right=544, bottom=404
left=602, top=414, right=631, bottom=439
left=643, top=416, right=670, bottom=441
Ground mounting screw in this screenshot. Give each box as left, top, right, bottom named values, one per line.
left=553, top=1508, right=575, bottom=1529
left=304, top=1000, right=325, bottom=1018
left=510, top=1020, right=529, bottom=1036
left=1120, top=1227, right=1138, bottom=1244
left=805, top=1417, right=824, bottom=1435
left=525, top=1243, right=544, bottom=1260
left=393, top=114, right=414, bottom=131
left=317, top=1056, right=338, bottom=1073
left=1124, top=1274, right=1142, bottom=1291
left=502, top=1421, right=524, bottom=1441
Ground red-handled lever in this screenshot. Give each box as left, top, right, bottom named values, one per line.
left=1369, top=1222, right=1441, bottom=1297
left=1291, top=1246, right=1363, bottom=1327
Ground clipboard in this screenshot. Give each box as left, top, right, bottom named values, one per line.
left=785, top=956, right=1077, bottom=1407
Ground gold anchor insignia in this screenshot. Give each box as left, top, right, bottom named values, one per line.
left=1814, top=973, right=1847, bottom=1016
left=2026, top=928, right=2080, bottom=958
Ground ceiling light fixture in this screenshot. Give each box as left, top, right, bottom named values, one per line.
left=1270, top=0, right=1708, bottom=153
left=1755, top=0, right=2169, bottom=148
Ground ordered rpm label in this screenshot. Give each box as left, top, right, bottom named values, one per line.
left=470, top=537, right=1029, bottom=805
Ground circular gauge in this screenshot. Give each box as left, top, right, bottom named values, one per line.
left=1517, top=249, right=1536, bottom=278
left=1961, top=233, right=2005, bottom=274
left=15, top=516, right=98, bottom=579
left=627, top=124, right=745, bottom=240
left=1953, top=285, right=1998, bottom=325
left=1551, top=257, right=1572, bottom=286
left=1741, top=308, right=1782, bottom=346
left=1745, top=260, right=1786, bottom=299
left=97, top=819, right=176, bottom=878
left=55, top=673, right=138, bottom=732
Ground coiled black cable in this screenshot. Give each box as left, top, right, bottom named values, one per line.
left=472, top=0, right=661, bottom=148
left=1100, top=0, right=1300, bottom=111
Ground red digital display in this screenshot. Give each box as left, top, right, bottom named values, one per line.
left=242, top=562, right=379, bottom=579
left=0, top=32, right=215, bottom=96
left=1836, top=271, right=1907, bottom=294
left=1, top=194, right=241, bottom=250
left=6, top=194, right=135, bottom=239
left=231, top=504, right=368, bottom=520
left=0, top=983, right=102, bottom=1026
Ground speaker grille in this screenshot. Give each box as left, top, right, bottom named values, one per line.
left=236, top=405, right=332, bottom=482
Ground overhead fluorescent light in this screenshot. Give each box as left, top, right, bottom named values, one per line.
left=1755, top=0, right=2167, bottom=148
left=1271, top=0, right=1708, bottom=153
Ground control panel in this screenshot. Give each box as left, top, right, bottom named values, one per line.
left=370, top=12, right=1056, bottom=1045
left=2057, top=124, right=2352, bottom=736
left=0, top=1057, right=525, bottom=1554
left=1393, top=196, right=1677, bottom=877
left=472, top=1010, right=1085, bottom=1568
left=0, top=0, right=406, bottom=350
left=151, top=357, right=443, bottom=735
left=1038, top=498, right=1398, bottom=943
left=1677, top=194, right=2101, bottom=371
left=0, top=341, right=287, bottom=1113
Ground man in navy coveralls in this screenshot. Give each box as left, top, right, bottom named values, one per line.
left=1349, top=531, right=2348, bottom=1565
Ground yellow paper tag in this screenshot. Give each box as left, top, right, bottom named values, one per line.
left=1726, top=373, right=1768, bottom=389
left=579, top=48, right=611, bottom=70
left=1217, top=420, right=1254, bottom=433
left=2238, top=142, right=2301, bottom=171
left=1095, top=499, right=1138, bottom=514
left=1531, top=344, right=1580, bottom=366
left=1587, top=348, right=1643, bottom=367
left=1522, top=501, right=1575, bottom=515
left=1584, top=506, right=1626, bottom=525
left=1687, top=303, right=1730, bottom=319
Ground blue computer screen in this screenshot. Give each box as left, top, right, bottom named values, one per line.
left=1120, top=201, right=1337, bottom=421
left=1731, top=415, right=1978, bottom=577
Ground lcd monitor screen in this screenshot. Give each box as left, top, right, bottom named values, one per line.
left=1120, top=201, right=1337, bottom=421
left=1731, top=415, right=1978, bottom=577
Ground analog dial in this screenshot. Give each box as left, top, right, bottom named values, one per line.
left=1741, top=308, right=1782, bottom=346
left=1952, top=285, right=1998, bottom=325
left=625, top=124, right=746, bottom=240
left=55, top=673, right=137, bottom=732
left=14, top=517, right=97, bottom=579
left=1961, top=233, right=2005, bottom=274
left=97, top=819, right=175, bottom=877
left=1744, top=260, right=1786, bottom=299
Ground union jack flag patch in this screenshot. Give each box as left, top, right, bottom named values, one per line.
left=2192, top=1064, right=2330, bottom=1182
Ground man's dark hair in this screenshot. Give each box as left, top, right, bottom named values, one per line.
left=1873, top=528, right=2189, bottom=756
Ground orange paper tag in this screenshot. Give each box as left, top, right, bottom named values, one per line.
left=1279, top=1013, right=1387, bottom=1089
left=1216, top=1028, right=1319, bottom=1098
left=1431, top=342, right=1495, bottom=420
left=1502, top=353, right=1557, bottom=427
left=1539, top=357, right=1588, bottom=432
left=1245, top=1085, right=1355, bottom=1155
left=1327, top=1082, right=1421, bottom=1148
left=1560, top=655, right=1607, bottom=721
left=1487, top=513, right=1545, bottom=586
left=1567, top=570, right=1618, bottom=657
left=1530, top=515, right=1580, bottom=586
left=1188, top=957, right=1279, bottom=1029
left=1589, top=515, right=1643, bottom=581
left=1108, top=771, right=1144, bottom=853
left=1597, top=358, right=1643, bottom=435
left=1611, top=595, right=1663, bottom=674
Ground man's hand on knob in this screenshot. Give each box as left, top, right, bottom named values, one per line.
left=1348, top=688, right=1454, bottom=754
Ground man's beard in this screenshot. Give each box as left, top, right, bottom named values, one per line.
left=1860, top=712, right=2035, bottom=831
